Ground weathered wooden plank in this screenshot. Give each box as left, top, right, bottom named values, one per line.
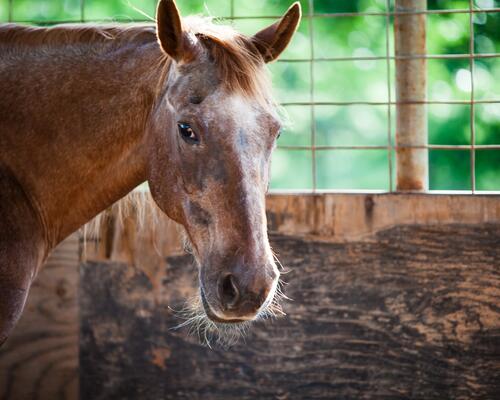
left=265, top=193, right=500, bottom=240
left=84, top=194, right=500, bottom=261
left=80, top=214, right=500, bottom=399
left=0, top=234, right=79, bottom=400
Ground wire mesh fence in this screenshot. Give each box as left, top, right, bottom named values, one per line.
left=2, top=0, right=499, bottom=192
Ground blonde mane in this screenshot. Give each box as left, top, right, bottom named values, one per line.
left=184, top=17, right=275, bottom=107
left=0, top=23, right=157, bottom=48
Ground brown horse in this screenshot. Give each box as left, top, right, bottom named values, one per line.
left=0, top=0, right=300, bottom=346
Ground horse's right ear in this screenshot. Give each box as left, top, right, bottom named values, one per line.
left=156, top=0, right=191, bottom=62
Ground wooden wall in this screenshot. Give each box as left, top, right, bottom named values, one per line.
left=79, top=194, right=500, bottom=400
left=0, top=234, right=79, bottom=400
left=1, top=193, right=499, bottom=400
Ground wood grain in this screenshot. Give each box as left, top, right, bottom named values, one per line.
left=0, top=234, right=79, bottom=400
left=79, top=193, right=500, bottom=399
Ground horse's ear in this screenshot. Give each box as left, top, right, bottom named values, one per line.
left=156, top=0, right=191, bottom=62
left=251, top=2, right=301, bottom=63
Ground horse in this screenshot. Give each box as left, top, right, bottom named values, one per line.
left=0, top=0, right=301, bottom=346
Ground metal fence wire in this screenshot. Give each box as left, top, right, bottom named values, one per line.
left=4, top=0, right=500, bottom=193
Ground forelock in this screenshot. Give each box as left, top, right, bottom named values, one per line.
left=183, top=17, right=278, bottom=112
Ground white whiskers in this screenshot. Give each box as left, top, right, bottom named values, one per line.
left=170, top=276, right=288, bottom=348
left=169, top=296, right=251, bottom=348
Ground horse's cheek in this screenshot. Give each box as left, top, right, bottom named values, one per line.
left=150, top=183, right=185, bottom=225
left=148, top=153, right=184, bottom=225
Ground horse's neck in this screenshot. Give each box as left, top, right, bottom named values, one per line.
left=0, top=36, right=166, bottom=252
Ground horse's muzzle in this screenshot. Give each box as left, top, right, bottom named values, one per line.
left=200, top=265, right=278, bottom=322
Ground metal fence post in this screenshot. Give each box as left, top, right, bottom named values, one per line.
left=394, top=0, right=428, bottom=191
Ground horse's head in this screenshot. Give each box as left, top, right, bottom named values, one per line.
left=147, top=0, right=300, bottom=331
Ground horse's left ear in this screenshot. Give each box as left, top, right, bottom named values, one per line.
left=251, top=2, right=302, bottom=63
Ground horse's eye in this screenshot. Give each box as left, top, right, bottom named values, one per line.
left=277, top=130, right=282, bottom=140
left=177, top=122, right=199, bottom=144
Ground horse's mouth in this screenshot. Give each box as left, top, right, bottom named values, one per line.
left=199, top=287, right=247, bottom=324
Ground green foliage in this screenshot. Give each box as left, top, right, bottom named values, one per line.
left=2, top=0, right=498, bottom=190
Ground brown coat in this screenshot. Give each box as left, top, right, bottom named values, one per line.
left=0, top=0, right=301, bottom=346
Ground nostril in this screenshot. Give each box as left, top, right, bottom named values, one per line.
left=219, top=274, right=240, bottom=310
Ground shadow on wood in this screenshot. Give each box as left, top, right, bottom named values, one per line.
left=79, top=194, right=500, bottom=400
